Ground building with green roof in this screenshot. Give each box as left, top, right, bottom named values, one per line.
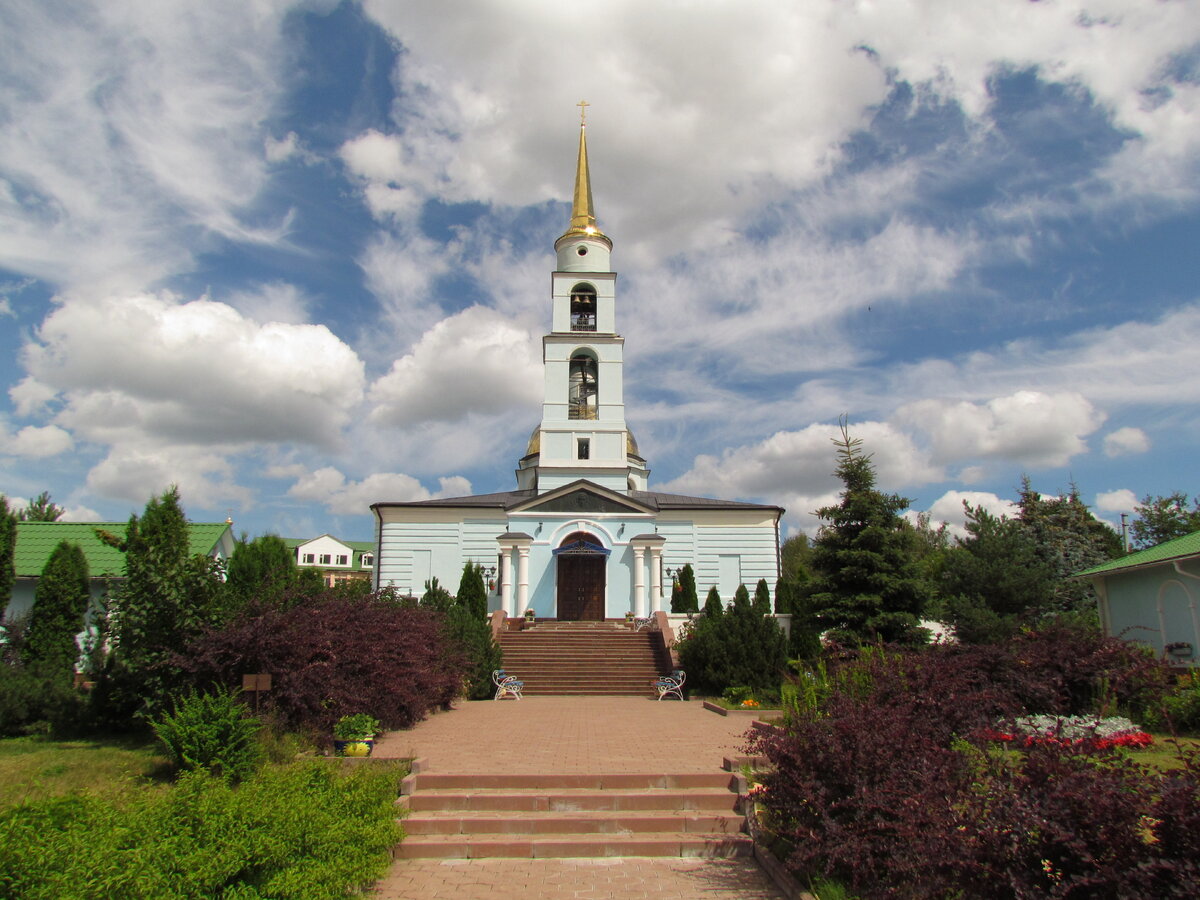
left=5, top=520, right=236, bottom=619
left=283, top=535, right=375, bottom=587
left=1076, top=529, right=1200, bottom=666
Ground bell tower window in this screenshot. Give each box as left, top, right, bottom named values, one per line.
left=569, top=351, right=598, bottom=420
left=570, top=283, right=597, bottom=332
left=577, top=438, right=590, bottom=459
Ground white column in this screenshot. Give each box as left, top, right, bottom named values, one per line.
left=517, top=546, right=531, bottom=614
left=649, top=547, right=663, bottom=613
left=500, top=546, right=514, bottom=617
left=633, top=546, right=646, bottom=618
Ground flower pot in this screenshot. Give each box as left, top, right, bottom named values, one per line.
left=334, top=736, right=375, bottom=757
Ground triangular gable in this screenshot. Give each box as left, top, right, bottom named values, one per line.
left=510, top=479, right=655, bottom=516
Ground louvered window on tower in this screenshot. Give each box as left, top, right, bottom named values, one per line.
left=569, top=353, right=598, bottom=419
left=570, top=284, right=597, bottom=331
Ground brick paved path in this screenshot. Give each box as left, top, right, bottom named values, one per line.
left=370, top=697, right=785, bottom=899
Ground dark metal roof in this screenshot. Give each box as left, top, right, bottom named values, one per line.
left=373, top=485, right=783, bottom=515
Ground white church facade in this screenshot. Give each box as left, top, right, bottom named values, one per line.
left=372, top=119, right=783, bottom=619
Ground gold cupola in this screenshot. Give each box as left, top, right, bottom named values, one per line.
left=555, top=105, right=612, bottom=254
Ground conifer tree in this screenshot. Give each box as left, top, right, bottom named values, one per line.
left=23, top=541, right=90, bottom=681
left=808, top=423, right=930, bottom=646
left=226, top=534, right=297, bottom=606
left=16, top=491, right=65, bottom=522
left=0, top=496, right=15, bottom=613
left=753, top=578, right=771, bottom=614
left=703, top=585, right=724, bottom=618
left=456, top=562, right=488, bottom=620
left=671, top=563, right=699, bottom=613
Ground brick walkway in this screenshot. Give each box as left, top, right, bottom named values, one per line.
left=370, top=697, right=785, bottom=899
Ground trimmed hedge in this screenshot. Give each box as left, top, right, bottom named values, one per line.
left=0, top=760, right=405, bottom=899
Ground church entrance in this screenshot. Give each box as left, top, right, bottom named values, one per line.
left=555, top=532, right=607, bottom=620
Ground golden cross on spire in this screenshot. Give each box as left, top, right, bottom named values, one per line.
left=577, top=99, right=589, bottom=125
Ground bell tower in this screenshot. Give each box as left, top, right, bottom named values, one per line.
left=516, top=106, right=649, bottom=495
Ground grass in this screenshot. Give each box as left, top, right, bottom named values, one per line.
left=0, top=734, right=170, bottom=807
left=1133, top=732, right=1200, bottom=771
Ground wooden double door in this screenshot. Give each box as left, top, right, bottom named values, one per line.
left=557, top=554, right=606, bottom=620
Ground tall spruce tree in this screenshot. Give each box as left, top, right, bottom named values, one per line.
left=807, top=424, right=930, bottom=646
left=671, top=563, right=699, bottom=614
left=1130, top=492, right=1200, bottom=549
left=456, top=562, right=488, bottom=620
left=23, top=541, right=90, bottom=681
left=17, top=492, right=65, bottom=522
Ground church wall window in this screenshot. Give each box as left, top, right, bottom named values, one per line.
left=569, top=351, right=598, bottom=420
left=577, top=438, right=590, bottom=459
left=569, top=283, right=597, bottom=332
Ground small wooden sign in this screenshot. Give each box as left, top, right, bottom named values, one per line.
left=242, top=674, right=272, bottom=692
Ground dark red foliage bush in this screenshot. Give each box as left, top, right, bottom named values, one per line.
left=749, top=629, right=1194, bottom=899
left=179, top=592, right=464, bottom=737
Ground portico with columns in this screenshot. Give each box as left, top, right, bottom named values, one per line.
left=372, top=112, right=782, bottom=618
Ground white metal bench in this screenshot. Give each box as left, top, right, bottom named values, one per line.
left=655, top=670, right=685, bottom=701
left=492, top=669, right=524, bottom=701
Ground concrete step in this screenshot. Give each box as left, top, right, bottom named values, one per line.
left=393, top=832, right=752, bottom=859
left=404, top=811, right=745, bottom=836
left=407, top=773, right=736, bottom=790
left=404, top=789, right=739, bottom=813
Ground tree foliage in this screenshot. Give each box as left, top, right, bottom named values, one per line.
left=1131, top=492, right=1200, bottom=550
left=455, top=562, right=488, bottom=621
left=94, top=487, right=227, bottom=722
left=0, top=496, right=15, bottom=613
left=16, top=491, right=66, bottom=522
left=677, top=582, right=788, bottom=695
left=225, top=534, right=298, bottom=607
left=753, top=578, right=771, bottom=614
left=23, top=541, right=90, bottom=681
left=938, top=503, right=1057, bottom=643
left=670, top=563, right=699, bottom=614
left=807, top=424, right=930, bottom=646
left=702, top=585, right=723, bottom=618
left=1016, top=477, right=1120, bottom=615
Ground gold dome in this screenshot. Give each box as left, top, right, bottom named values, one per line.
left=526, top=426, right=541, bottom=457
left=626, top=430, right=640, bottom=458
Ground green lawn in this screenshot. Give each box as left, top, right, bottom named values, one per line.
left=0, top=734, right=170, bottom=807
left=1134, top=733, right=1200, bottom=771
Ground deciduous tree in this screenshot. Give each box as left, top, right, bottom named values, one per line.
left=1130, top=492, right=1200, bottom=549
left=226, top=535, right=298, bottom=607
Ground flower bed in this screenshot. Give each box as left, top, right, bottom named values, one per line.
left=983, top=714, right=1153, bottom=749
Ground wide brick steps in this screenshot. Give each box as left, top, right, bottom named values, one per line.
left=396, top=772, right=750, bottom=860
left=498, top=621, right=670, bottom=696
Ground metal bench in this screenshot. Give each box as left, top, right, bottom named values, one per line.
left=492, top=669, right=524, bottom=701
left=655, top=669, right=686, bottom=701
left=632, top=615, right=658, bottom=632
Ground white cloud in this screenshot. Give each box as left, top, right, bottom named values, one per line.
left=1103, top=427, right=1150, bottom=458
left=0, top=0, right=297, bottom=292
left=895, top=391, right=1104, bottom=469
left=60, top=504, right=103, bottom=523
left=24, top=291, right=365, bottom=448
left=287, top=466, right=474, bottom=515
left=223, top=282, right=313, bottom=326
left=1, top=424, right=73, bottom=458
left=918, top=489, right=1019, bottom=538
left=85, top=444, right=250, bottom=510
left=368, top=305, right=540, bottom=426
left=1095, top=488, right=1138, bottom=514
left=8, top=377, right=57, bottom=418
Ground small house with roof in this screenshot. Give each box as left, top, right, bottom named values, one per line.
left=284, top=535, right=375, bottom=587
left=1076, top=529, right=1200, bottom=666
left=5, top=520, right=236, bottom=619
left=371, top=118, right=783, bottom=618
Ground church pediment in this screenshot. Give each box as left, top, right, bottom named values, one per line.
left=512, top=480, right=654, bottom=515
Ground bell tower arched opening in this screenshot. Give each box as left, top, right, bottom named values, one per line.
left=570, top=283, right=597, bottom=332
left=568, top=350, right=598, bottom=420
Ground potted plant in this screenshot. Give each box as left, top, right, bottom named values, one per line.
left=333, top=713, right=380, bottom=757
left=625, top=610, right=634, bottom=624
left=1166, top=641, right=1193, bottom=658
left=524, top=607, right=536, bottom=624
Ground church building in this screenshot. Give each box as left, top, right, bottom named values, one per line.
left=371, top=117, right=783, bottom=618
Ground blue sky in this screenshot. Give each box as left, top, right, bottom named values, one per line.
left=2, top=0, right=1199, bottom=543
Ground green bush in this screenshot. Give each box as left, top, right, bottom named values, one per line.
left=1144, top=671, right=1200, bottom=734
left=0, top=759, right=405, bottom=899
left=0, top=662, right=84, bottom=737
left=152, top=688, right=263, bottom=782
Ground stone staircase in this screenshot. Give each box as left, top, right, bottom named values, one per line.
left=395, top=771, right=751, bottom=859
left=498, top=621, right=670, bottom=696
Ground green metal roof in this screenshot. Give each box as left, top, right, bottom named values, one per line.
left=283, top=535, right=376, bottom=570
left=13, top=521, right=232, bottom=578
left=1075, top=529, right=1200, bottom=579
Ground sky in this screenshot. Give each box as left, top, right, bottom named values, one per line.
left=2, top=0, right=1199, bottom=544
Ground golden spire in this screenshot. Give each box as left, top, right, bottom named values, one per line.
left=557, top=101, right=611, bottom=249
